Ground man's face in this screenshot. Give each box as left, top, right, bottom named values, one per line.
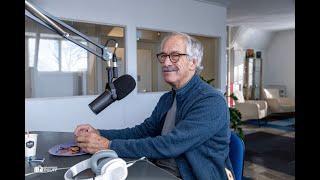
left=160, top=36, right=197, bottom=89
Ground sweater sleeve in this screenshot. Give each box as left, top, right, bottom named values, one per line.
left=98, top=100, right=165, bottom=140
left=110, top=93, right=229, bottom=159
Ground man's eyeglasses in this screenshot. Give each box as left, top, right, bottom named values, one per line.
left=156, top=53, right=189, bottom=63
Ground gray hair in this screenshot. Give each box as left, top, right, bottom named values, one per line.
left=160, top=32, right=204, bottom=74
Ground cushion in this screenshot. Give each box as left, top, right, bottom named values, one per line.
left=264, top=88, right=280, bottom=99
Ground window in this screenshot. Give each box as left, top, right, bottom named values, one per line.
left=25, top=17, right=126, bottom=98
left=28, top=36, right=88, bottom=72
left=136, top=29, right=219, bottom=93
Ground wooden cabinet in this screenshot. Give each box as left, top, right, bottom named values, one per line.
left=243, top=58, right=262, bottom=100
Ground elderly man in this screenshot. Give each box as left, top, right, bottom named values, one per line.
left=74, top=32, right=234, bottom=179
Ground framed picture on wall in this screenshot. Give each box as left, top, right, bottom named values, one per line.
left=256, top=51, right=261, bottom=58
left=246, top=49, right=254, bottom=58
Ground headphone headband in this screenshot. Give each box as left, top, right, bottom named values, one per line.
left=64, top=150, right=127, bottom=180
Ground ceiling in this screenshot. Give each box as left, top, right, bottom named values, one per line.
left=196, top=0, right=295, bottom=31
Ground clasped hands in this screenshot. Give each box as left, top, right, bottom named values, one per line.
left=74, top=124, right=111, bottom=154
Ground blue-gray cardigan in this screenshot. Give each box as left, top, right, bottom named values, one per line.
left=99, top=74, right=234, bottom=179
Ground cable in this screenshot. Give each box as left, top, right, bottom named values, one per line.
left=126, top=157, right=147, bottom=168
left=104, top=38, right=119, bottom=82
left=104, top=38, right=118, bottom=49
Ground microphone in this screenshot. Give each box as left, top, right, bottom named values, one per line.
left=89, top=74, right=136, bottom=115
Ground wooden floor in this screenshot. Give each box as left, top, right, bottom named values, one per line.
left=242, top=122, right=295, bottom=180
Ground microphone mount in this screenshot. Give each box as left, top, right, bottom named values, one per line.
left=25, top=0, right=119, bottom=94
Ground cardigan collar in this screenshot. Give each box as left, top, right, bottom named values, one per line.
left=171, top=73, right=202, bottom=98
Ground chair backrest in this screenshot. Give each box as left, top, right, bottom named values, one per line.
left=229, top=131, right=245, bottom=180
left=263, top=88, right=280, bottom=99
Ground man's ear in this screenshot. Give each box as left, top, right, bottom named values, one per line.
left=190, top=58, right=198, bottom=71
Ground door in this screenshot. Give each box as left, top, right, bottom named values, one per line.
left=137, top=49, right=152, bottom=93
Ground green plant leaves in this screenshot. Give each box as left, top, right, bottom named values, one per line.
left=229, top=107, right=245, bottom=140
left=200, top=76, right=215, bottom=85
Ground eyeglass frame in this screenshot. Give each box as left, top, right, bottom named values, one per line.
left=156, top=52, right=189, bottom=63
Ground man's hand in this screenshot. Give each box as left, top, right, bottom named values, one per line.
left=75, top=131, right=110, bottom=154
left=74, top=124, right=100, bottom=138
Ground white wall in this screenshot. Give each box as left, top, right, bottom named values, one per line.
left=26, top=0, right=227, bottom=132
left=264, top=29, right=295, bottom=97
left=231, top=26, right=274, bottom=50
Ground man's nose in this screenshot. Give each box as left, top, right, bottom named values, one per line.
left=163, top=55, right=172, bottom=65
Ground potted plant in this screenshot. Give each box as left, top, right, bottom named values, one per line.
left=224, top=92, right=245, bottom=140
left=200, top=76, right=245, bottom=140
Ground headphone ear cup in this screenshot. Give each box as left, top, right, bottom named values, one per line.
left=96, top=157, right=128, bottom=180
left=96, top=157, right=117, bottom=175
left=91, top=150, right=118, bottom=174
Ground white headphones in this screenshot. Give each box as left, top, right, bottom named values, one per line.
left=64, top=149, right=128, bottom=180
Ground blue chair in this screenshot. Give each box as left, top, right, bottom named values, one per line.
left=229, top=131, right=245, bottom=180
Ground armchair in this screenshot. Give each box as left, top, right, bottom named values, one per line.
left=233, top=90, right=268, bottom=121
left=262, top=88, right=295, bottom=114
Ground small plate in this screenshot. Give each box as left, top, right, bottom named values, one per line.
left=48, top=142, right=87, bottom=156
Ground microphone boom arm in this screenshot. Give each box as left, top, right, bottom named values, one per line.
left=25, top=0, right=118, bottom=86
left=25, top=0, right=113, bottom=62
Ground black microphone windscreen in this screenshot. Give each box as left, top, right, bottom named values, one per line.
left=89, top=74, right=136, bottom=115
left=108, top=74, right=136, bottom=100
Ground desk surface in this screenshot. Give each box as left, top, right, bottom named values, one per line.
left=25, top=131, right=178, bottom=180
